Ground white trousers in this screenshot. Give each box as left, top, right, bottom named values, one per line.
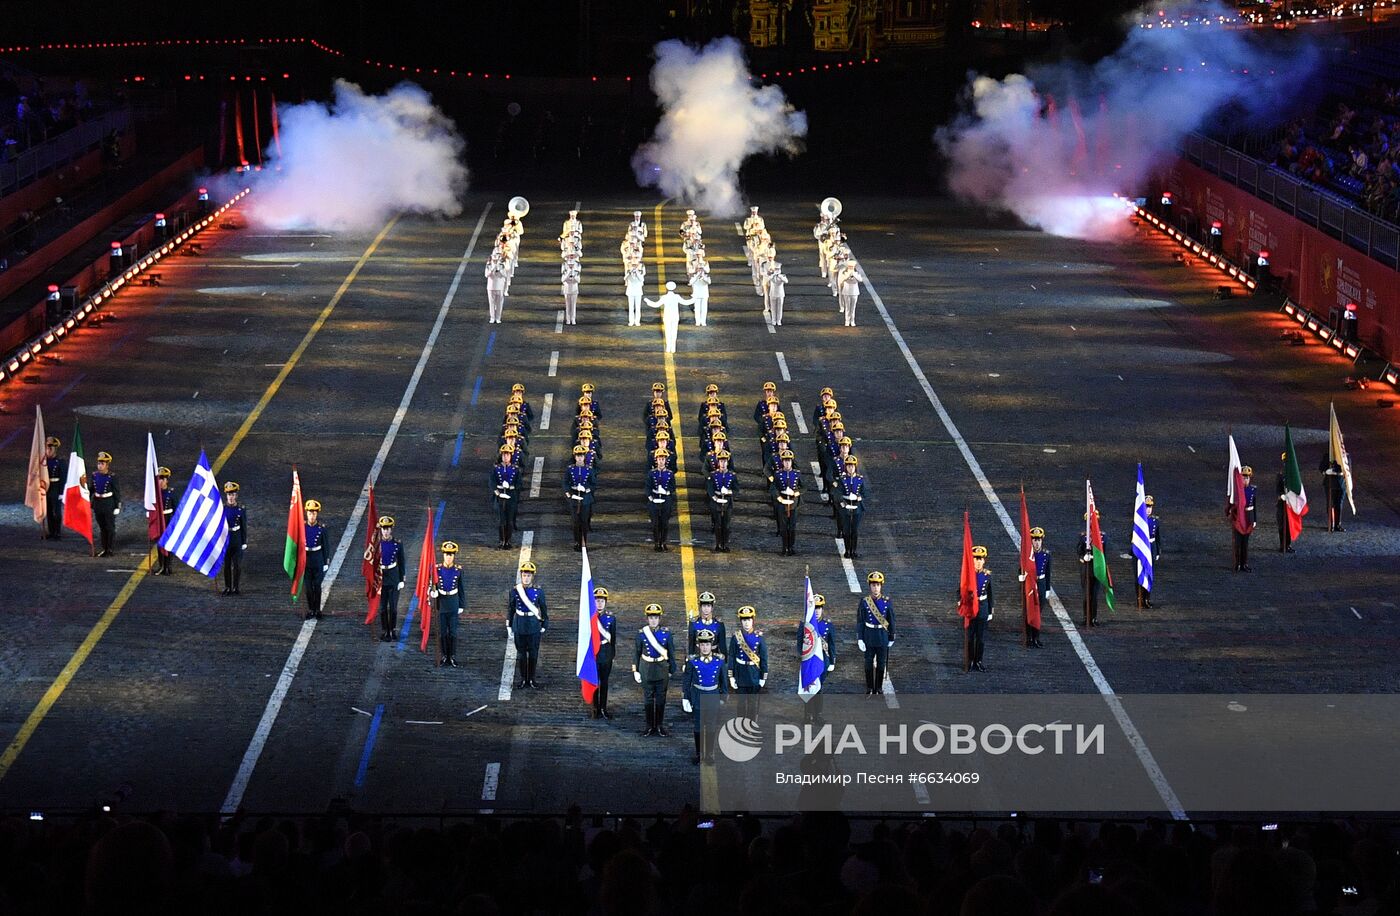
left=693, top=294, right=708, bottom=326
left=769, top=291, right=785, bottom=326
left=627, top=291, right=643, bottom=326
left=661, top=309, right=679, bottom=353
left=488, top=289, right=505, bottom=323
left=563, top=290, right=578, bottom=324
left=840, top=293, right=857, bottom=326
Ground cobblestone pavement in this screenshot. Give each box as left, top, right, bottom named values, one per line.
left=0, top=192, right=1396, bottom=817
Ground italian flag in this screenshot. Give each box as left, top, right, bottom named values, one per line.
left=284, top=469, right=306, bottom=600
left=63, top=422, right=93, bottom=547
left=1086, top=480, right=1114, bottom=611
left=1282, top=424, right=1308, bottom=540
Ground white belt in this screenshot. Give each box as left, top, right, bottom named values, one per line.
left=711, top=497, right=729, bottom=505
left=381, top=562, right=397, bottom=570
left=515, top=609, right=539, bottom=617
left=778, top=497, right=797, bottom=506
left=95, top=492, right=115, bottom=498
left=568, top=493, right=586, bottom=501
left=649, top=497, right=668, bottom=504
left=230, top=526, right=242, bottom=531
left=440, top=588, right=459, bottom=595
left=642, top=655, right=667, bottom=662
left=496, top=490, right=513, bottom=499
left=695, top=683, right=719, bottom=692
left=307, top=544, right=323, bottom=551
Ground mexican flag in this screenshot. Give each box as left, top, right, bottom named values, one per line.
left=63, top=422, right=93, bottom=547
left=1282, top=425, right=1308, bottom=540
left=284, top=469, right=307, bottom=600
left=1086, top=481, right=1114, bottom=611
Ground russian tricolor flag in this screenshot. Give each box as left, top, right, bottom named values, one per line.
left=576, top=543, right=600, bottom=703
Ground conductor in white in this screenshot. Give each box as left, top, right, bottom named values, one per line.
left=645, top=281, right=693, bottom=354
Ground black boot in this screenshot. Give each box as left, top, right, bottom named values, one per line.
left=642, top=704, right=655, bottom=737
left=692, top=733, right=702, bottom=765
left=656, top=704, right=670, bottom=737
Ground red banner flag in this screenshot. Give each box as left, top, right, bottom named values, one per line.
left=1019, top=488, right=1041, bottom=630
left=957, top=511, right=977, bottom=629
left=363, top=485, right=383, bottom=623
left=416, top=506, right=437, bottom=652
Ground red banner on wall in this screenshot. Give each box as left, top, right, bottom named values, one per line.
left=1157, top=159, right=1399, bottom=363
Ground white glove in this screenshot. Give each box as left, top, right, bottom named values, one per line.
left=540, top=628, right=546, bottom=635
left=242, top=544, right=248, bottom=550
left=1018, top=572, right=1027, bottom=582
left=682, top=699, right=693, bottom=713
left=113, top=507, right=121, bottom=515
left=827, top=664, right=835, bottom=673
left=507, top=627, right=513, bottom=638
left=759, top=677, right=767, bottom=688
left=858, top=639, right=867, bottom=653
left=322, top=565, right=329, bottom=573
left=457, top=609, right=463, bottom=615
left=729, top=677, right=737, bottom=690
left=633, top=670, right=642, bottom=684
left=889, top=636, right=895, bottom=645
left=397, top=582, right=405, bottom=591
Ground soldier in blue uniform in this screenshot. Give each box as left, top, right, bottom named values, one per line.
left=591, top=586, right=617, bottom=719
left=429, top=541, right=463, bottom=667
left=578, top=382, right=602, bottom=420
left=728, top=605, right=768, bottom=722
left=753, top=381, right=778, bottom=426
left=1017, top=526, right=1049, bottom=646
left=303, top=499, right=328, bottom=620
left=633, top=602, right=676, bottom=736
left=857, top=571, right=894, bottom=695
left=563, top=444, right=596, bottom=550
left=1274, top=454, right=1295, bottom=556
left=91, top=451, right=121, bottom=558
left=682, top=629, right=728, bottom=764
left=642, top=383, right=667, bottom=425
left=646, top=447, right=676, bottom=551
left=967, top=546, right=993, bottom=673
left=771, top=450, right=802, bottom=556
left=706, top=450, right=736, bottom=552
left=1138, top=498, right=1160, bottom=608
left=507, top=560, right=548, bottom=689
left=510, top=382, right=535, bottom=426
left=1077, top=510, right=1105, bottom=626
left=42, top=436, right=65, bottom=539
left=823, top=437, right=854, bottom=510
left=689, top=591, right=728, bottom=660
left=490, top=443, right=521, bottom=549
left=151, top=466, right=178, bottom=575
left=221, top=481, right=246, bottom=596
left=836, top=455, right=866, bottom=560
left=376, top=516, right=406, bottom=641
left=1228, top=466, right=1257, bottom=572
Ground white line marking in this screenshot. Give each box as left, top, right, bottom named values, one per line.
left=1187, top=445, right=1196, bottom=453
left=498, top=531, right=534, bottom=701
left=1070, top=325, right=1077, bottom=331
left=775, top=351, right=791, bottom=382
left=405, top=720, right=443, bottom=725
left=766, top=322, right=776, bottom=335
left=1117, top=374, right=1124, bottom=381
left=540, top=393, right=553, bottom=430
left=547, top=350, right=559, bottom=377
left=836, top=538, right=860, bottom=593
left=465, top=704, right=488, bottom=718
left=530, top=456, right=544, bottom=497
left=811, top=460, right=825, bottom=493
left=482, top=762, right=500, bottom=801
left=1352, top=607, right=1362, bottom=620
left=351, top=707, right=373, bottom=717
left=791, top=402, right=808, bottom=435
left=555, top=310, right=564, bottom=333
left=864, top=273, right=1187, bottom=820
left=220, top=203, right=493, bottom=816
left=192, top=390, right=199, bottom=399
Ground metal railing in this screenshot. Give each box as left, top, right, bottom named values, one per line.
left=1, top=108, right=132, bottom=194
left=1180, top=131, right=1400, bottom=270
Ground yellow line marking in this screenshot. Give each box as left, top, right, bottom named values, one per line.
left=651, top=202, right=717, bottom=812
left=0, top=216, right=401, bottom=784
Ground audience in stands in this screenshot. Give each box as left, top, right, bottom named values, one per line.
left=0, top=809, right=1396, bottom=915
left=1276, top=82, right=1400, bottom=222
left=0, top=75, right=105, bottom=154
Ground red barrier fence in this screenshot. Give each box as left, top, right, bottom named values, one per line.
left=1156, top=158, right=1399, bottom=364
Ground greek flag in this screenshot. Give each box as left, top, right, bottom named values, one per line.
left=1131, top=463, right=1153, bottom=591
left=158, top=450, right=229, bottom=577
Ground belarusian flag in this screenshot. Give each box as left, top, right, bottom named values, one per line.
left=284, top=469, right=307, bottom=600
left=363, top=485, right=384, bottom=624
left=1282, top=425, right=1308, bottom=540
left=63, top=422, right=93, bottom=547
left=1086, top=480, right=1114, bottom=611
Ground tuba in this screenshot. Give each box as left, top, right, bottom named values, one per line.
left=819, top=197, right=842, bottom=220
left=508, top=196, right=530, bottom=218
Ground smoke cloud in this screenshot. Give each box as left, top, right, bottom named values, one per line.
left=935, top=2, right=1312, bottom=239
left=239, top=79, right=468, bottom=232
left=633, top=38, right=807, bottom=217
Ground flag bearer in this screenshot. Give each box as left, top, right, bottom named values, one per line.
left=43, top=436, right=65, bottom=539
left=429, top=541, right=463, bottom=667
left=376, top=516, right=406, bottom=641
left=221, top=482, right=246, bottom=596
left=633, top=603, right=676, bottom=736
left=303, top=499, right=328, bottom=620
left=591, top=586, right=617, bottom=719
left=92, top=451, right=121, bottom=557
left=151, top=467, right=177, bottom=575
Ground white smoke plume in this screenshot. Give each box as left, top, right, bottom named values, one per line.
left=633, top=37, right=807, bottom=217
left=239, top=79, right=468, bottom=232
left=935, top=2, right=1312, bottom=239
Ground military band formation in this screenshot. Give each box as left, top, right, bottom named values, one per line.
left=21, top=201, right=1361, bottom=759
